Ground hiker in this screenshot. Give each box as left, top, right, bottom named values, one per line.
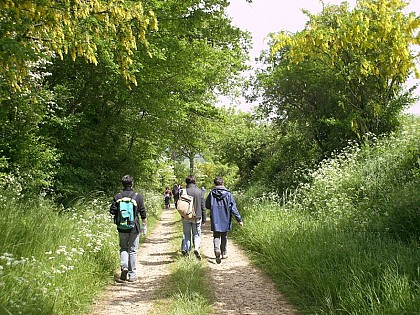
left=172, top=183, right=180, bottom=207
left=205, top=176, right=243, bottom=264
left=110, top=174, right=147, bottom=282
left=164, top=186, right=172, bottom=210
left=180, top=175, right=206, bottom=259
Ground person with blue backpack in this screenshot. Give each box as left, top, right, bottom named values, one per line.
left=110, top=174, right=147, bottom=283
left=205, top=176, right=243, bottom=264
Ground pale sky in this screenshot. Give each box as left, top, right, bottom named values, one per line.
left=225, top=0, right=420, bottom=115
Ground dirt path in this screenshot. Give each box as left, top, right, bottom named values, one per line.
left=90, top=208, right=297, bottom=315
left=89, top=208, right=177, bottom=315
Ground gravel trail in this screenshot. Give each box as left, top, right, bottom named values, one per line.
left=89, top=208, right=297, bottom=315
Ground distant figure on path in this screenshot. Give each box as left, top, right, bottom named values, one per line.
left=205, top=176, right=243, bottom=264
left=172, top=183, right=180, bottom=208
left=164, top=186, right=172, bottom=210
left=110, top=175, right=147, bottom=282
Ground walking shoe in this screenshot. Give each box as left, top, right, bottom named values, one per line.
left=194, top=250, right=202, bottom=260
left=181, top=250, right=188, bottom=256
left=120, top=267, right=128, bottom=281
left=215, top=250, right=222, bottom=264
left=222, top=252, right=228, bottom=259
left=128, top=277, right=138, bottom=283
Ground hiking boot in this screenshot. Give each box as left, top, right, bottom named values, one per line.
left=215, top=250, right=222, bottom=264
left=194, top=250, right=201, bottom=260
left=222, top=252, right=228, bottom=259
left=181, top=250, right=188, bottom=256
left=120, top=267, right=128, bottom=281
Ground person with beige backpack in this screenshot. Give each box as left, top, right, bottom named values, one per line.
left=178, top=175, right=206, bottom=259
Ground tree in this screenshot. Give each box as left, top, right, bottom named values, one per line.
left=269, top=0, right=419, bottom=138
left=40, top=0, right=250, bottom=197
left=254, top=49, right=355, bottom=155
left=0, top=0, right=157, bottom=91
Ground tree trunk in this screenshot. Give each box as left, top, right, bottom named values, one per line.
left=189, top=154, right=195, bottom=174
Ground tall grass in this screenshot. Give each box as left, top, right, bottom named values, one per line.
left=233, top=116, right=420, bottom=314
left=0, top=185, right=162, bottom=315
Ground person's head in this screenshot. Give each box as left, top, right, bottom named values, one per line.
left=121, top=174, right=134, bottom=189
left=186, top=175, right=196, bottom=185
left=214, top=176, right=224, bottom=186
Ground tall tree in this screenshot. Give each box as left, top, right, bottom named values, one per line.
left=41, top=0, right=250, bottom=197
left=269, top=0, right=419, bottom=138
left=254, top=50, right=354, bottom=154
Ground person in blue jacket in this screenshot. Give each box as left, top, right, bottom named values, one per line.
left=205, top=176, right=243, bottom=264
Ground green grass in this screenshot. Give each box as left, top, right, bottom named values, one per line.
left=233, top=116, right=420, bottom=314
left=152, top=212, right=215, bottom=315
left=153, top=256, right=214, bottom=315
left=0, top=188, right=162, bottom=315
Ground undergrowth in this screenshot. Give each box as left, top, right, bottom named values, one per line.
left=0, top=185, right=162, bottom=315
left=233, top=116, right=420, bottom=314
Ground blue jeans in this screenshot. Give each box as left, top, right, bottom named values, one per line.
left=119, top=231, right=139, bottom=279
left=181, top=218, right=202, bottom=252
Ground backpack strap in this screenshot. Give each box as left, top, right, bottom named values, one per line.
left=116, top=191, right=137, bottom=205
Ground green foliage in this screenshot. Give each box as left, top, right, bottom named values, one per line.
left=290, top=115, right=420, bottom=240
left=212, top=108, right=268, bottom=187
left=0, top=0, right=157, bottom=91
left=194, top=160, right=239, bottom=190
left=0, top=190, right=118, bottom=315
left=155, top=256, right=214, bottom=315
left=0, top=0, right=250, bottom=200
left=214, top=108, right=321, bottom=192
left=242, top=0, right=419, bottom=196
left=0, top=187, right=162, bottom=315
left=260, top=0, right=420, bottom=145
left=233, top=116, right=420, bottom=314
left=250, top=121, right=322, bottom=193
left=254, top=53, right=355, bottom=155
left=0, top=84, right=61, bottom=195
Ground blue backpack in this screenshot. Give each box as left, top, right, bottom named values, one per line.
left=116, top=191, right=137, bottom=230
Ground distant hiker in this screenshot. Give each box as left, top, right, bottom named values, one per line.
left=164, top=186, right=172, bottom=210
left=180, top=175, right=206, bottom=260
left=172, top=183, right=180, bottom=207
left=110, top=174, right=147, bottom=282
left=205, top=176, right=243, bottom=264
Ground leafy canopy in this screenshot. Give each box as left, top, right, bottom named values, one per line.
left=269, top=0, right=420, bottom=136
left=271, top=0, right=419, bottom=80
left=0, top=0, right=158, bottom=90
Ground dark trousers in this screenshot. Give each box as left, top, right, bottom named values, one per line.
left=213, top=231, right=228, bottom=254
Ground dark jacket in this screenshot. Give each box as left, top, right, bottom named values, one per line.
left=110, top=188, right=147, bottom=233
left=205, top=186, right=242, bottom=232
left=185, top=183, right=206, bottom=222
